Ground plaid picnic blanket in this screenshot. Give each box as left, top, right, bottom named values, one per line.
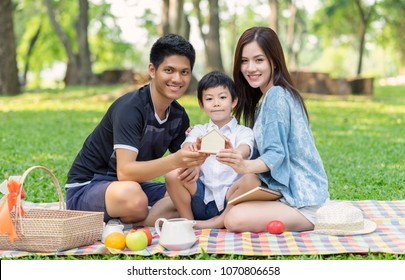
left=1, top=200, right=404, bottom=258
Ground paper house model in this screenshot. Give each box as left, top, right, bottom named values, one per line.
left=199, top=128, right=226, bottom=154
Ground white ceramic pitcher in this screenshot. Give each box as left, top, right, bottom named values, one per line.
left=155, top=218, right=197, bottom=251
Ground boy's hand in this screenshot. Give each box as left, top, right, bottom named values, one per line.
left=177, top=167, right=199, bottom=183
left=185, top=126, right=193, bottom=136
left=195, top=137, right=202, bottom=151
left=224, top=138, right=233, bottom=149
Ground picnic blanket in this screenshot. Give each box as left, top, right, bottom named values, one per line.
left=1, top=200, right=404, bottom=258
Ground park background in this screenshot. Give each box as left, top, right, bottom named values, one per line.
left=0, top=0, right=404, bottom=260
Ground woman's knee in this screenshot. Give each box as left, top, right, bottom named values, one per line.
left=224, top=206, right=247, bottom=232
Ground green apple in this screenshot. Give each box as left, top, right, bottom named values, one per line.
left=126, top=230, right=148, bottom=251
left=130, top=228, right=153, bottom=245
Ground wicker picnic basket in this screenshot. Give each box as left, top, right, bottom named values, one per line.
left=0, top=166, right=104, bottom=253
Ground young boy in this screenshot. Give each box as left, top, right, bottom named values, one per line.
left=165, top=71, right=254, bottom=228
left=65, top=34, right=207, bottom=225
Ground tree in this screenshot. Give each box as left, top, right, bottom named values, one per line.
left=268, top=0, right=279, bottom=33
left=353, top=0, right=377, bottom=75
left=313, top=0, right=377, bottom=76
left=160, top=0, right=190, bottom=38
left=43, top=0, right=97, bottom=85
left=156, top=0, right=197, bottom=93
left=0, top=0, right=20, bottom=95
left=22, top=20, right=42, bottom=87
left=284, top=1, right=308, bottom=70
left=378, top=0, right=405, bottom=66
left=193, top=0, right=224, bottom=73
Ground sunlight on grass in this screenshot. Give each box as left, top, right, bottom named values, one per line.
left=0, top=85, right=123, bottom=112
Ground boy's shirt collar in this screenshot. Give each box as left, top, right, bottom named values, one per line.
left=207, top=117, right=237, bottom=133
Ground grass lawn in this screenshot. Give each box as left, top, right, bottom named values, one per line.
left=0, top=84, right=404, bottom=260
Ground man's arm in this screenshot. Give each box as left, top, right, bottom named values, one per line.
left=115, top=148, right=206, bottom=182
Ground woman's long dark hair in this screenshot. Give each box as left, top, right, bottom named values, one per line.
left=233, top=27, right=308, bottom=128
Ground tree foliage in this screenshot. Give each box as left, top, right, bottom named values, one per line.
left=3, top=0, right=404, bottom=92
left=13, top=0, right=138, bottom=88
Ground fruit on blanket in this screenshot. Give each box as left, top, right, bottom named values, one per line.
left=130, top=228, right=153, bottom=245
left=141, top=228, right=153, bottom=245
left=126, top=230, right=148, bottom=251
left=266, top=220, right=285, bottom=234
left=104, top=232, right=126, bottom=250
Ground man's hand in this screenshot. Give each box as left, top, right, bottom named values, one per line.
left=173, top=149, right=208, bottom=168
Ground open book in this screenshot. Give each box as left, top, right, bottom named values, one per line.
left=228, top=186, right=282, bottom=205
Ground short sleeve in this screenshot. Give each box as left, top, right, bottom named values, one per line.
left=235, top=126, right=255, bottom=159
left=255, top=89, right=291, bottom=187
left=168, top=112, right=190, bottom=153
left=112, top=105, right=144, bottom=152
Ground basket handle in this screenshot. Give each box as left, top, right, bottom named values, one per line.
left=17, top=166, right=65, bottom=212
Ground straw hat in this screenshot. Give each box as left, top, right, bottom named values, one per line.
left=313, top=202, right=377, bottom=236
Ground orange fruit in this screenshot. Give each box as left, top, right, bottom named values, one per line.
left=104, top=232, right=126, bottom=250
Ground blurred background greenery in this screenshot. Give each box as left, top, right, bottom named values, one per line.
left=1, top=0, right=404, bottom=94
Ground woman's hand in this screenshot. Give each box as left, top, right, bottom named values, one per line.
left=216, top=148, right=248, bottom=174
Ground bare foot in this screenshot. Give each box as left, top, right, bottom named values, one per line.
left=194, top=216, right=225, bottom=229
left=132, top=196, right=179, bottom=227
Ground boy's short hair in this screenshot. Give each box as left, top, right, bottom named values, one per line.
left=150, top=34, right=196, bottom=70
left=197, top=71, right=238, bottom=104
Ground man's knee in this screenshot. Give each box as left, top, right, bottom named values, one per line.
left=123, top=184, right=148, bottom=212
left=106, top=181, right=149, bottom=219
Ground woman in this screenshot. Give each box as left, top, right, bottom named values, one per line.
left=216, top=27, right=329, bottom=232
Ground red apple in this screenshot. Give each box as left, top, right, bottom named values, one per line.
left=139, top=228, right=153, bottom=245
left=266, top=220, right=285, bottom=234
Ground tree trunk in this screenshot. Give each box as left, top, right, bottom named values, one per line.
left=160, top=0, right=195, bottom=93
left=43, top=0, right=79, bottom=84
left=0, top=0, right=20, bottom=95
left=44, top=0, right=96, bottom=85
left=286, top=1, right=297, bottom=67
left=22, top=23, right=42, bottom=87
left=76, top=0, right=97, bottom=85
left=206, top=0, right=223, bottom=72
left=268, top=0, right=278, bottom=33
left=357, top=21, right=366, bottom=76
left=160, top=0, right=170, bottom=35
left=194, top=0, right=224, bottom=73
left=354, top=0, right=375, bottom=76
left=161, top=0, right=191, bottom=38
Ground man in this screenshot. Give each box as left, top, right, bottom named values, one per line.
left=65, top=34, right=207, bottom=225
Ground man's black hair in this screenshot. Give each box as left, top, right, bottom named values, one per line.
left=150, top=34, right=196, bottom=70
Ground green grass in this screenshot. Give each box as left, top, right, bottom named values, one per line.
left=0, top=84, right=404, bottom=260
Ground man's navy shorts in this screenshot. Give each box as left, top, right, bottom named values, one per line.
left=66, top=174, right=166, bottom=222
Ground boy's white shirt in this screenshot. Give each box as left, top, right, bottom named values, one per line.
left=183, top=117, right=254, bottom=211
